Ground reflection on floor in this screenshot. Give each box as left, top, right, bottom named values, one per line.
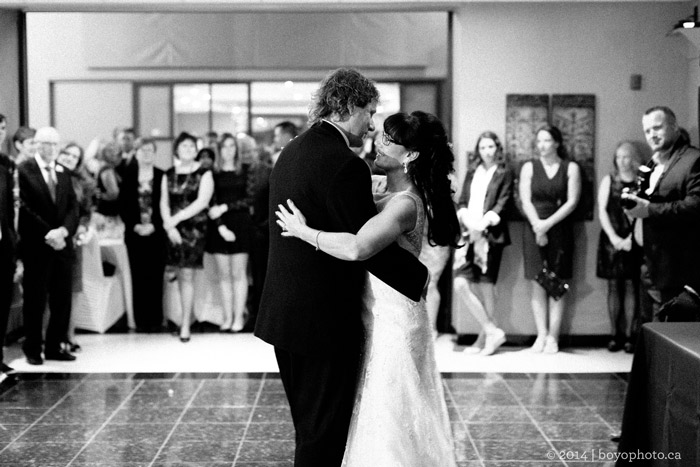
left=0, top=333, right=631, bottom=466
left=0, top=372, right=625, bottom=466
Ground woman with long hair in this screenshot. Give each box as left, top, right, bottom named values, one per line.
left=519, top=125, right=581, bottom=353
left=205, top=133, right=253, bottom=332
left=160, top=132, right=214, bottom=342
left=453, top=131, right=513, bottom=355
left=596, top=141, right=644, bottom=352
left=57, top=142, right=96, bottom=352
left=276, top=111, right=460, bottom=466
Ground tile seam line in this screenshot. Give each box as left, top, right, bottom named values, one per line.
left=65, top=379, right=146, bottom=466
left=146, top=379, right=207, bottom=467
left=232, top=372, right=268, bottom=465
left=0, top=374, right=91, bottom=457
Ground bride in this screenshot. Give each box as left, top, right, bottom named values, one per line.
left=276, top=110, right=461, bottom=466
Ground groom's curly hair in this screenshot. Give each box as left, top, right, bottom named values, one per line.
left=384, top=111, right=461, bottom=248
left=308, top=68, right=379, bottom=126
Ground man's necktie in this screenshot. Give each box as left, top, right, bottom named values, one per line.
left=45, top=166, right=56, bottom=202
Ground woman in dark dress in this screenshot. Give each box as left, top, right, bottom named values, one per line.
left=596, top=141, right=643, bottom=353
left=453, top=131, right=513, bottom=355
left=205, top=133, right=253, bottom=332
left=121, top=137, right=167, bottom=332
left=160, top=132, right=214, bottom=342
left=519, top=125, right=581, bottom=354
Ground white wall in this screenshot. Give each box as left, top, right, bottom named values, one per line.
left=452, top=2, right=693, bottom=336
left=26, top=11, right=448, bottom=147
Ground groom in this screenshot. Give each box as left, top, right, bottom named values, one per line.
left=255, top=68, right=428, bottom=466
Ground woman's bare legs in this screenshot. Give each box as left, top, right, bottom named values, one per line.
left=213, top=254, right=234, bottom=330
left=530, top=281, right=549, bottom=352
left=230, top=253, right=249, bottom=331
left=178, top=268, right=195, bottom=341
left=454, top=276, right=505, bottom=355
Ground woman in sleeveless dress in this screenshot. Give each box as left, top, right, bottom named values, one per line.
left=519, top=125, right=581, bottom=353
left=276, top=111, right=461, bottom=467
left=596, top=141, right=644, bottom=352
left=205, top=133, right=254, bottom=332
left=160, top=132, right=214, bottom=342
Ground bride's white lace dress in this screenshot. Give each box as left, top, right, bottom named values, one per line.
left=342, top=190, right=457, bottom=467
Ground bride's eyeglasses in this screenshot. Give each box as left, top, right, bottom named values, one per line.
left=381, top=132, right=398, bottom=146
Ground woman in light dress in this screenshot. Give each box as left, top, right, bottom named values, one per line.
left=277, top=110, right=460, bottom=466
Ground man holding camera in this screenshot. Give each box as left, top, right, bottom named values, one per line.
left=624, top=106, right=700, bottom=305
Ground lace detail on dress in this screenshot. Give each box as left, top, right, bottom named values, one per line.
left=373, top=190, right=425, bottom=257
left=342, top=190, right=456, bottom=467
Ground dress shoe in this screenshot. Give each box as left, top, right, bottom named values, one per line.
left=607, top=339, right=622, bottom=352
left=180, top=336, right=191, bottom=343
left=623, top=341, right=635, bottom=354
left=44, top=349, right=77, bottom=361
left=26, top=355, right=44, bottom=365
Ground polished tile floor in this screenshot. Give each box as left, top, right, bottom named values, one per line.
left=0, top=333, right=630, bottom=466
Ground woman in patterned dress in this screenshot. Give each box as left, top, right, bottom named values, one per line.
left=160, top=132, right=214, bottom=342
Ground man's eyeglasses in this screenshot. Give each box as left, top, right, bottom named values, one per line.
left=37, top=142, right=59, bottom=147
left=381, top=132, right=397, bottom=146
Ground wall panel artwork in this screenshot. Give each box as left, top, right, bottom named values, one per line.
left=505, top=94, right=550, bottom=164
left=504, top=93, right=595, bottom=221
left=551, top=94, right=595, bottom=221
left=504, top=94, right=550, bottom=220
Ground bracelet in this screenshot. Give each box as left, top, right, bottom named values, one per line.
left=315, top=230, right=323, bottom=251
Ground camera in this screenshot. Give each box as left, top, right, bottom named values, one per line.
left=621, top=165, right=652, bottom=209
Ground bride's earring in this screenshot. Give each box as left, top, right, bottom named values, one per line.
left=402, top=161, right=409, bottom=174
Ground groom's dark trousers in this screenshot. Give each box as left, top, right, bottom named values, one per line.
left=255, top=121, right=428, bottom=466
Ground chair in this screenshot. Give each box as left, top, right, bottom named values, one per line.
left=71, top=233, right=125, bottom=333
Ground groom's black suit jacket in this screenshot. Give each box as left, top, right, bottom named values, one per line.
left=255, top=121, right=428, bottom=356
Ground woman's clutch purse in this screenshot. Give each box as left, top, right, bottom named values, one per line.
left=535, top=265, right=569, bottom=301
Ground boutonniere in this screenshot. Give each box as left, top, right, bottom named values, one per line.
left=55, top=165, right=64, bottom=173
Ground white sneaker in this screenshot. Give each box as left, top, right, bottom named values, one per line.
left=480, top=328, right=506, bottom=356
left=543, top=336, right=559, bottom=354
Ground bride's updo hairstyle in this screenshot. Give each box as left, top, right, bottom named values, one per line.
left=383, top=111, right=460, bottom=248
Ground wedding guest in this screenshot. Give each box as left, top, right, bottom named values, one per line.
left=205, top=133, right=253, bottom=332
left=57, top=142, right=96, bottom=351
left=120, top=137, right=166, bottom=332
left=197, top=147, right=215, bottom=170
left=160, top=132, right=214, bottom=342
left=19, top=127, right=79, bottom=364
left=519, top=125, right=581, bottom=353
left=12, top=127, right=37, bottom=165
left=0, top=114, right=18, bottom=376
left=596, top=142, right=644, bottom=353
left=453, top=131, right=513, bottom=355
left=271, top=121, right=298, bottom=166
left=94, top=141, right=124, bottom=239
left=624, top=107, right=700, bottom=314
